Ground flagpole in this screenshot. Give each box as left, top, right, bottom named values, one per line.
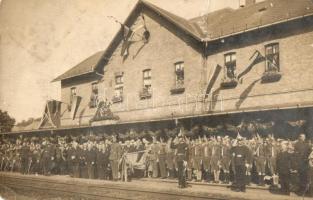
left=107, top=16, right=142, bottom=38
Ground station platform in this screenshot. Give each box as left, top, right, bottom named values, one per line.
left=0, top=172, right=311, bottom=200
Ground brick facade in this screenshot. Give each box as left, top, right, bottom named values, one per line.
left=59, top=6, right=313, bottom=128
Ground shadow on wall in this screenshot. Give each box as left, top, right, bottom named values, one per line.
left=78, top=107, right=86, bottom=125
left=208, top=87, right=221, bottom=112
left=235, top=78, right=261, bottom=109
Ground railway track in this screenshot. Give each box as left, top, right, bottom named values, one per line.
left=0, top=173, right=240, bottom=200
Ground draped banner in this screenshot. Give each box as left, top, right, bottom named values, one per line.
left=123, top=151, right=147, bottom=170
left=206, top=64, right=222, bottom=95
left=38, top=100, right=62, bottom=129
left=70, top=96, right=82, bottom=120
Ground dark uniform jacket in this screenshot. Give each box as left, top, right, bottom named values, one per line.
left=171, top=142, right=188, bottom=162
left=231, top=145, right=251, bottom=166
left=276, top=151, right=291, bottom=175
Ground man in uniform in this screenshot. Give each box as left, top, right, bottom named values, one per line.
left=193, top=138, right=203, bottom=182
left=231, top=137, right=251, bottom=192
left=166, top=139, right=175, bottom=179
left=41, top=139, right=54, bottom=176
left=265, top=137, right=278, bottom=185
left=211, top=137, right=221, bottom=183
left=202, top=136, right=212, bottom=182
left=96, top=142, right=108, bottom=179
left=150, top=137, right=160, bottom=178
left=294, top=133, right=311, bottom=194
left=254, top=138, right=266, bottom=186
left=20, top=141, right=30, bottom=174
left=276, top=141, right=291, bottom=195
left=68, top=141, right=80, bottom=178
left=158, top=138, right=167, bottom=179
left=86, top=142, right=96, bottom=179
left=171, top=136, right=188, bottom=188
left=109, top=136, right=122, bottom=181
left=80, top=142, right=88, bottom=179
left=220, top=137, right=231, bottom=184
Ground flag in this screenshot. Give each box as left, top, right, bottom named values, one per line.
left=237, top=50, right=265, bottom=80
left=206, top=64, right=222, bottom=95
left=38, top=100, right=62, bottom=129
left=70, top=96, right=82, bottom=120
left=120, top=25, right=132, bottom=57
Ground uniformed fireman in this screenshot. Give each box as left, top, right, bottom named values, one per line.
left=171, top=136, right=188, bottom=188
left=231, top=137, right=251, bottom=192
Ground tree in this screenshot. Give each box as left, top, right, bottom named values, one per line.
left=0, top=109, right=15, bottom=133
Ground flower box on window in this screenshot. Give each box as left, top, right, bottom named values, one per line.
left=170, top=82, right=185, bottom=94
left=261, top=70, right=282, bottom=83
left=220, top=77, right=238, bottom=88
left=139, top=88, right=152, bottom=99
left=112, top=95, right=123, bottom=103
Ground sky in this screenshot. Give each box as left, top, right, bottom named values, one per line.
left=0, top=0, right=239, bottom=123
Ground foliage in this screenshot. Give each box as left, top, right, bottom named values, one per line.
left=16, top=117, right=41, bottom=127
left=0, top=109, right=16, bottom=133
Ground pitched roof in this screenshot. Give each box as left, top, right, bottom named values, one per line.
left=53, top=0, right=313, bottom=82
left=52, top=51, right=104, bottom=82
left=189, top=0, right=313, bottom=40
left=141, top=0, right=204, bottom=40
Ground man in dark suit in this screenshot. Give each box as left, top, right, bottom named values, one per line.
left=86, top=142, right=96, bottom=179
left=276, top=141, right=291, bottom=195
left=171, top=136, right=188, bottom=188
left=231, top=137, right=251, bottom=192
left=109, top=136, right=122, bottom=181
left=294, top=134, right=311, bottom=194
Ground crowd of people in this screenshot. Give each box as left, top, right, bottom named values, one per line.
left=0, top=129, right=313, bottom=196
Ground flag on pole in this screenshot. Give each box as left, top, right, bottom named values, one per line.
left=237, top=50, right=264, bottom=80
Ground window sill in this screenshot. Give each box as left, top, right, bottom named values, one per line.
left=139, top=91, right=152, bottom=100
left=261, top=71, right=282, bottom=83
left=220, top=78, right=238, bottom=89
left=170, top=86, right=185, bottom=94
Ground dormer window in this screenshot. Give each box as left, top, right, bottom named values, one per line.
left=265, top=43, right=279, bottom=72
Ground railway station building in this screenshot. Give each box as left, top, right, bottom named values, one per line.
left=4, top=0, right=313, bottom=139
